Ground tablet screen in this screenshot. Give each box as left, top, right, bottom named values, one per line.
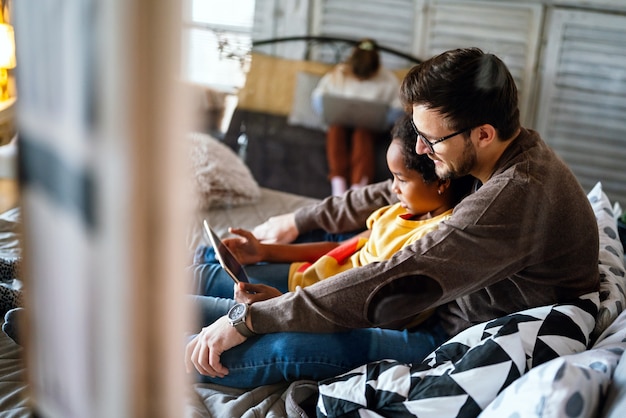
left=204, top=220, right=250, bottom=283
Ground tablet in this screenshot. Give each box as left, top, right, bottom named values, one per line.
left=203, top=220, right=250, bottom=283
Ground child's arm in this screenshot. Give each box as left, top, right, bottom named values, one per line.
left=224, top=227, right=342, bottom=264
left=260, top=241, right=341, bottom=263
left=253, top=228, right=372, bottom=263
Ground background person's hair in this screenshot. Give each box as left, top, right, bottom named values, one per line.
left=400, top=47, right=520, bottom=140
left=347, top=38, right=381, bottom=80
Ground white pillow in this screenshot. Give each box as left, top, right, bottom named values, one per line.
left=479, top=348, right=621, bottom=418
left=287, top=72, right=326, bottom=131
left=597, top=309, right=626, bottom=417
left=188, top=132, right=260, bottom=209
left=587, top=182, right=626, bottom=340
left=481, top=308, right=626, bottom=418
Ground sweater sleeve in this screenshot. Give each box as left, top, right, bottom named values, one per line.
left=294, top=180, right=397, bottom=234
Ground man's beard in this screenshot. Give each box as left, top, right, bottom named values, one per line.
left=435, top=138, right=476, bottom=180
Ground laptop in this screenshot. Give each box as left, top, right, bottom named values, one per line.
left=203, top=220, right=250, bottom=283
left=321, top=94, right=390, bottom=132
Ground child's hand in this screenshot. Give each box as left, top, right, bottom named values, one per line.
left=222, top=228, right=265, bottom=265
left=234, top=282, right=283, bottom=304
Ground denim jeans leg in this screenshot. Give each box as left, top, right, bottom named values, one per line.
left=194, top=321, right=449, bottom=389
left=187, top=295, right=236, bottom=332
left=189, top=262, right=238, bottom=298
left=190, top=261, right=292, bottom=298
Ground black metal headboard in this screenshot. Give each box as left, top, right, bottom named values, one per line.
left=253, top=35, right=422, bottom=66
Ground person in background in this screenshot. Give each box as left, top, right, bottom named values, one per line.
left=185, top=48, right=599, bottom=389
left=311, top=38, right=403, bottom=196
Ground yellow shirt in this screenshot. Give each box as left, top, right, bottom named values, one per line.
left=288, top=203, right=453, bottom=291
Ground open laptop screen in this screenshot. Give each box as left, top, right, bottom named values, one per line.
left=321, top=94, right=389, bottom=131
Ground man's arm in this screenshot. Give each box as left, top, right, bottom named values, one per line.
left=185, top=316, right=247, bottom=378
left=253, top=180, right=396, bottom=244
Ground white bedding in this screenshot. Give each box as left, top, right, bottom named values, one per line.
left=0, top=207, right=30, bottom=417
left=0, top=321, right=29, bottom=417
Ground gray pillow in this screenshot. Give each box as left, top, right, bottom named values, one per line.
left=188, top=132, right=260, bottom=209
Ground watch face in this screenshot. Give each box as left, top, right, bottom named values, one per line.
left=228, top=304, right=246, bottom=321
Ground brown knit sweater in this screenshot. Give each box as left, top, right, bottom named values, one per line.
left=250, top=129, right=600, bottom=337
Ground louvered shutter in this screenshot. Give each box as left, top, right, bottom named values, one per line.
left=252, top=0, right=309, bottom=59
left=418, top=0, right=543, bottom=126
left=312, top=0, right=419, bottom=68
left=535, top=9, right=626, bottom=207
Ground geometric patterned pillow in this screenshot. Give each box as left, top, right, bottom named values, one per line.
left=480, top=308, right=626, bottom=418
left=478, top=347, right=622, bottom=418
left=587, top=182, right=626, bottom=341
left=317, top=294, right=598, bottom=418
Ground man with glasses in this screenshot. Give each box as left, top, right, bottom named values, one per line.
left=186, top=48, right=600, bottom=388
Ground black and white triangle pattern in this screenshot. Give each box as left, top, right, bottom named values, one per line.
left=317, top=294, right=598, bottom=418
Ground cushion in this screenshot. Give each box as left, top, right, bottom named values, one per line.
left=237, top=53, right=332, bottom=116
left=188, top=132, right=260, bottom=209
left=287, top=72, right=326, bottom=131
left=481, top=307, right=626, bottom=418
left=479, top=348, right=621, bottom=418
left=587, top=182, right=626, bottom=340
left=599, top=309, right=626, bottom=417
left=317, top=296, right=598, bottom=418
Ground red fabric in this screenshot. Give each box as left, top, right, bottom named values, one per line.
left=326, top=125, right=375, bottom=184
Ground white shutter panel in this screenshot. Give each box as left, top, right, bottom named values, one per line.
left=419, top=0, right=543, bottom=126
left=535, top=9, right=626, bottom=207
left=252, top=0, right=309, bottom=59
left=312, top=0, right=420, bottom=68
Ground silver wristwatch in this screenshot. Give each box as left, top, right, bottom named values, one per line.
left=227, top=303, right=256, bottom=337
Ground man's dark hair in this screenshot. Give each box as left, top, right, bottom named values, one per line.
left=400, top=48, right=520, bottom=140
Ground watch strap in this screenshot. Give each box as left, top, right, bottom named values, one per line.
left=233, top=319, right=256, bottom=338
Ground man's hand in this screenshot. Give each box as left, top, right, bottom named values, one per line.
left=185, top=316, right=247, bottom=378
left=235, top=282, right=283, bottom=304
left=252, top=213, right=299, bottom=244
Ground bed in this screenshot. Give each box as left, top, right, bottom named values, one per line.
left=2, top=176, right=626, bottom=417
left=186, top=131, right=626, bottom=417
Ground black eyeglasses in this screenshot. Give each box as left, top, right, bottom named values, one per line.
left=410, top=119, right=471, bottom=154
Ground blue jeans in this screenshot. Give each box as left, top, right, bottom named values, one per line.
left=189, top=293, right=449, bottom=389
left=191, top=246, right=291, bottom=297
